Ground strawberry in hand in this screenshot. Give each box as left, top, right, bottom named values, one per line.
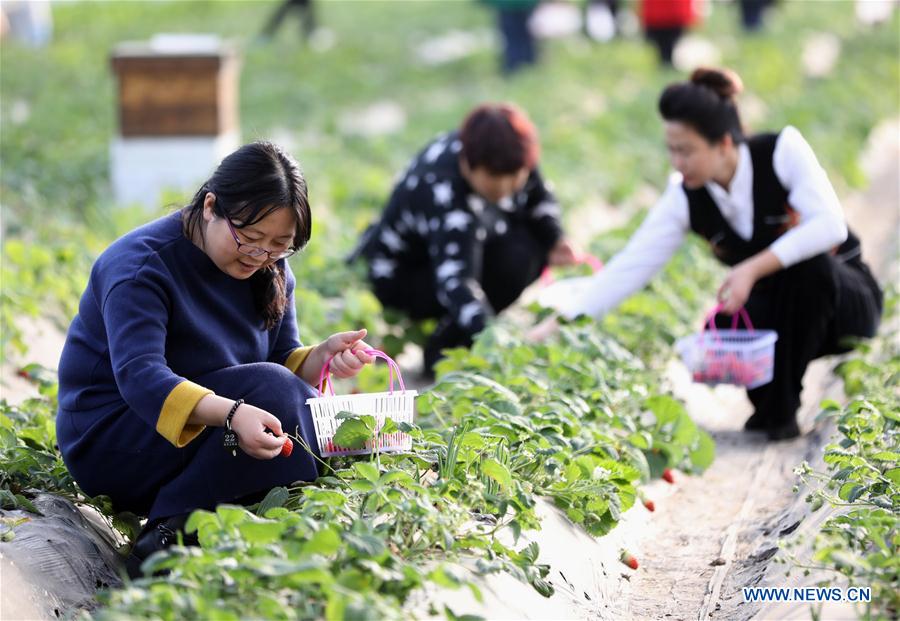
left=280, top=436, right=294, bottom=457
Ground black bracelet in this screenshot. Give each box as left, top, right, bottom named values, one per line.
left=225, top=399, right=244, bottom=429
left=223, top=399, right=244, bottom=456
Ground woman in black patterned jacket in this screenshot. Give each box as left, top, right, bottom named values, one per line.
left=355, top=103, right=577, bottom=374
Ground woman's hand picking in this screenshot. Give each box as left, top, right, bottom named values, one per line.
left=527, top=315, right=560, bottom=342
left=322, top=328, right=376, bottom=378
left=230, top=402, right=287, bottom=460
left=548, top=238, right=579, bottom=267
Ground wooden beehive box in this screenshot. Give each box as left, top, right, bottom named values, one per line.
left=111, top=35, right=239, bottom=137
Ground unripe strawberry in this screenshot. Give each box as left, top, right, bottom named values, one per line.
left=620, top=551, right=639, bottom=570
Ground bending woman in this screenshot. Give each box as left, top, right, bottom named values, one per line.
left=536, top=68, right=882, bottom=441
left=354, top=102, right=577, bottom=374
left=56, top=142, right=375, bottom=574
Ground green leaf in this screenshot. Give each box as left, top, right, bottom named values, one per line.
left=334, top=417, right=374, bottom=449
left=380, top=417, right=398, bottom=435
left=884, top=467, right=900, bottom=486
left=216, top=505, right=252, bottom=527
left=481, top=458, right=512, bottom=488
left=838, top=482, right=866, bottom=503
left=532, top=576, right=555, bottom=597
left=302, top=527, right=342, bottom=556
left=519, top=541, right=540, bottom=564
left=353, top=461, right=380, bottom=483
left=238, top=520, right=287, bottom=544
left=304, top=489, right=348, bottom=507
left=429, top=565, right=464, bottom=589
left=257, top=486, right=289, bottom=516
left=645, top=395, right=686, bottom=427
left=379, top=470, right=415, bottom=486
left=350, top=479, right=376, bottom=493
left=688, top=431, right=715, bottom=471
left=460, top=432, right=486, bottom=450
left=870, top=451, right=900, bottom=462
left=832, top=466, right=855, bottom=481
left=344, top=532, right=386, bottom=558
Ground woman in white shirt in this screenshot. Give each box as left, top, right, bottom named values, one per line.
left=536, top=67, right=883, bottom=440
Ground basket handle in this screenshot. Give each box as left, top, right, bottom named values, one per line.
left=539, top=252, right=604, bottom=286
left=316, top=348, right=406, bottom=397
left=703, top=303, right=755, bottom=334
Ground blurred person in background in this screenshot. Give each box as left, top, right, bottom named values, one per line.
left=484, top=0, right=540, bottom=74
left=259, top=0, right=315, bottom=43
left=739, top=0, right=775, bottom=32
left=353, top=103, right=578, bottom=376
left=1, top=0, right=52, bottom=48
left=585, top=0, right=621, bottom=42
left=532, top=68, right=883, bottom=441
left=639, top=0, right=700, bottom=66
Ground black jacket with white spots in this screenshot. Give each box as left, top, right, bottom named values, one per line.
left=359, top=131, right=564, bottom=338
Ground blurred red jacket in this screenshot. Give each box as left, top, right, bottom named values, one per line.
left=640, top=0, right=701, bottom=28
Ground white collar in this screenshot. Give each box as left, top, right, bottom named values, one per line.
left=706, top=142, right=752, bottom=202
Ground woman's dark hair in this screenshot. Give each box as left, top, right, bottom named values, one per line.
left=183, top=141, right=311, bottom=330
left=658, top=67, right=745, bottom=144
left=459, top=102, right=540, bottom=175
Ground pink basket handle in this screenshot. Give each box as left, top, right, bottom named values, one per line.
left=703, top=303, right=755, bottom=334
left=539, top=252, right=604, bottom=285
left=316, top=348, right=405, bottom=397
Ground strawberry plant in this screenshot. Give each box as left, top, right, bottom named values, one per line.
left=789, top=302, right=899, bottom=619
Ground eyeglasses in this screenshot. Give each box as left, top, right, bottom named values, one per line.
left=223, top=216, right=298, bottom=261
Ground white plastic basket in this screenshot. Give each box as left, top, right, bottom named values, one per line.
left=675, top=306, right=778, bottom=389
left=306, top=349, right=417, bottom=457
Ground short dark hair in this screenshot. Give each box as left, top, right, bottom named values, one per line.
left=658, top=67, right=745, bottom=144
left=459, top=103, right=540, bottom=175
left=182, top=141, right=311, bottom=330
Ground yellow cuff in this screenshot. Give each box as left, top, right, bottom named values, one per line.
left=156, top=380, right=213, bottom=447
left=284, top=346, right=316, bottom=375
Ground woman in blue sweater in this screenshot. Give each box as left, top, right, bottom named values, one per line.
left=56, top=141, right=374, bottom=576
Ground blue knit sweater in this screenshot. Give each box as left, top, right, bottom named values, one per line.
left=57, top=212, right=311, bottom=448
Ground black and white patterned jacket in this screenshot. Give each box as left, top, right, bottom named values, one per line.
left=357, top=130, right=563, bottom=337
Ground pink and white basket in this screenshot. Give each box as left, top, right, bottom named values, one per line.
left=306, top=349, right=417, bottom=457
left=675, top=305, right=778, bottom=389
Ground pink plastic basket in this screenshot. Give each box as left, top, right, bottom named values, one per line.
left=675, top=305, right=778, bottom=389
left=306, top=349, right=417, bottom=457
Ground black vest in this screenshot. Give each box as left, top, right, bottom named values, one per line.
left=684, top=132, right=860, bottom=267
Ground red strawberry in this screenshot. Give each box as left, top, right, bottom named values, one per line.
left=16, top=368, right=30, bottom=379
left=643, top=499, right=656, bottom=512
left=281, top=437, right=294, bottom=457
left=620, top=551, right=639, bottom=570
left=662, top=468, right=675, bottom=484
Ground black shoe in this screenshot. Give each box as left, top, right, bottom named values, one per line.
left=125, top=514, right=197, bottom=579
left=767, top=420, right=801, bottom=441
left=743, top=411, right=768, bottom=431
